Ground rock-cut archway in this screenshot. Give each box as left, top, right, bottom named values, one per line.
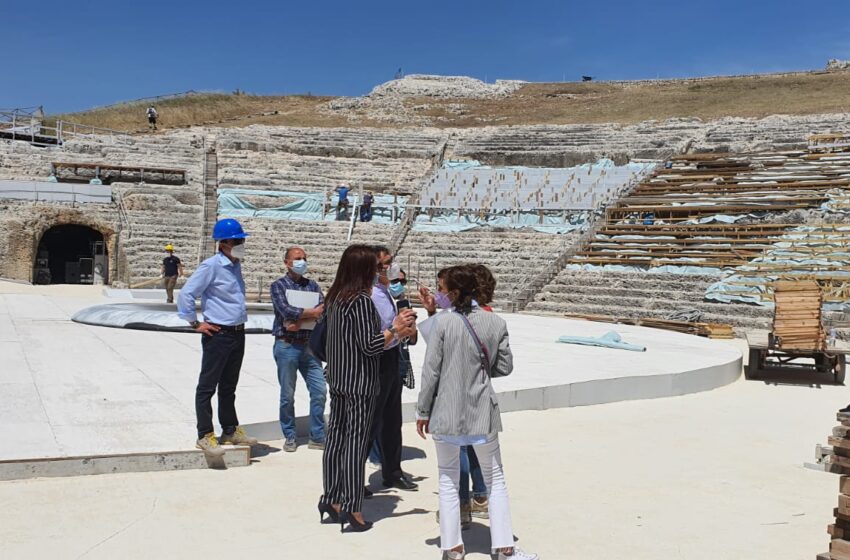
left=33, top=224, right=108, bottom=284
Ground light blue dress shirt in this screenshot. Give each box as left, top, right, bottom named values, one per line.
left=177, top=252, right=247, bottom=326
left=371, top=283, right=399, bottom=349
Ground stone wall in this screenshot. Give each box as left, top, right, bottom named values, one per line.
left=0, top=199, right=121, bottom=282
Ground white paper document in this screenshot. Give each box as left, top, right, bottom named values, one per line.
left=286, top=290, right=320, bottom=330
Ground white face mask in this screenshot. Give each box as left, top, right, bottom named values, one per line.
left=230, top=243, right=246, bottom=260
left=387, top=262, right=401, bottom=281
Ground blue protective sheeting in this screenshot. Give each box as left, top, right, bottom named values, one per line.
left=217, top=188, right=406, bottom=223
left=556, top=330, right=646, bottom=352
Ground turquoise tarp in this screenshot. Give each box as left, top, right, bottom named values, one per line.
left=218, top=188, right=407, bottom=223
left=557, top=330, right=646, bottom=352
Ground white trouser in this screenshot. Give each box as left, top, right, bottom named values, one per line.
left=434, top=435, right=514, bottom=552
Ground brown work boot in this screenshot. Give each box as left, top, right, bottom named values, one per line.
left=196, top=433, right=225, bottom=457
left=220, top=426, right=258, bottom=446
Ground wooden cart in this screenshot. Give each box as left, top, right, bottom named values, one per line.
left=744, top=330, right=847, bottom=383
left=745, top=280, right=847, bottom=383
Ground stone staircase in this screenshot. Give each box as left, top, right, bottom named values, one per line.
left=525, top=269, right=772, bottom=329
left=394, top=228, right=570, bottom=310
left=199, top=147, right=218, bottom=262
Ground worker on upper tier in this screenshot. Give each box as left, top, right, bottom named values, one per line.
left=161, top=244, right=184, bottom=304
left=177, top=218, right=258, bottom=456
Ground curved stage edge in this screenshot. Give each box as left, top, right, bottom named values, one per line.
left=242, top=314, right=743, bottom=441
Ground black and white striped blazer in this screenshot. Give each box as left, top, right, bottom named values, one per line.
left=416, top=308, right=513, bottom=436
left=326, top=293, right=385, bottom=396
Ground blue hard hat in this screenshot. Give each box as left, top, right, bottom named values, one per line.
left=212, top=218, right=249, bottom=240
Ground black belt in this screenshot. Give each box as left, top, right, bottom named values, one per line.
left=210, top=323, right=245, bottom=332
left=276, top=335, right=308, bottom=344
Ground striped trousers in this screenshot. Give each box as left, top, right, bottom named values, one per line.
left=321, top=389, right=377, bottom=512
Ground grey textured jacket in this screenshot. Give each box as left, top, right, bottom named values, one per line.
left=416, top=308, right=513, bottom=436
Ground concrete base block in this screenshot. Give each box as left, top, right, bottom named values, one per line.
left=0, top=446, right=251, bottom=481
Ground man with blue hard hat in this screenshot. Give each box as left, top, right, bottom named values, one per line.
left=178, top=218, right=258, bottom=456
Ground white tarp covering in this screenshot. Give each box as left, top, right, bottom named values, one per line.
left=0, top=180, right=112, bottom=203
left=72, top=302, right=274, bottom=332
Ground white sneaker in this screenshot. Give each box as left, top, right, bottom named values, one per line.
left=498, top=548, right=538, bottom=560
left=445, top=550, right=465, bottom=560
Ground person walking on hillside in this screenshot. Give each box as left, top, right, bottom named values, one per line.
left=270, top=246, right=327, bottom=453
left=161, top=244, right=184, bottom=304
left=146, top=105, right=158, bottom=131
left=416, top=265, right=539, bottom=560
left=177, top=218, right=258, bottom=456
left=319, top=244, right=416, bottom=532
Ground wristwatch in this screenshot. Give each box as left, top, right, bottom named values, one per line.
left=190, top=320, right=201, bottom=329
left=388, top=325, right=398, bottom=338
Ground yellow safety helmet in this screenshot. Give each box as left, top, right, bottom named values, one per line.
left=165, top=244, right=174, bottom=252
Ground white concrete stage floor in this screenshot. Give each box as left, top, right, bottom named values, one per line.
left=0, top=283, right=741, bottom=461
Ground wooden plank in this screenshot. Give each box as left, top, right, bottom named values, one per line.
left=831, top=525, right=850, bottom=540
left=831, top=455, right=850, bottom=471
left=828, top=438, right=850, bottom=452
left=832, top=539, right=850, bottom=558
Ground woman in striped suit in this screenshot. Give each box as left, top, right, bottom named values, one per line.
left=319, top=244, right=416, bottom=532
left=416, top=265, right=538, bottom=560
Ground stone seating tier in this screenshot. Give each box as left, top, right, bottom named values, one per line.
left=395, top=228, right=570, bottom=310
left=231, top=219, right=396, bottom=293
left=526, top=269, right=772, bottom=329
left=211, top=125, right=445, bottom=160
left=0, top=137, right=203, bottom=183
left=218, top=151, right=430, bottom=195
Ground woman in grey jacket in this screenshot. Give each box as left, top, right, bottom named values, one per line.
left=416, top=265, right=538, bottom=560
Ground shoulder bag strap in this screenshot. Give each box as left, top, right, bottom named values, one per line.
left=455, top=311, right=492, bottom=377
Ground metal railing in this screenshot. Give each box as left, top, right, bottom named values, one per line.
left=84, top=90, right=201, bottom=112
left=115, top=190, right=133, bottom=240
left=0, top=111, right=130, bottom=146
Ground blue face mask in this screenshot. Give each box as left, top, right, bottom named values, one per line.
left=291, top=259, right=308, bottom=275
left=389, top=282, right=405, bottom=299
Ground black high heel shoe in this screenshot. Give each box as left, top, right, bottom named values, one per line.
left=340, top=512, right=374, bottom=533
left=318, top=502, right=341, bottom=524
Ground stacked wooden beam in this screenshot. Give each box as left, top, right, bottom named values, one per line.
left=818, top=412, right=850, bottom=559
left=571, top=149, right=850, bottom=269
left=773, top=280, right=824, bottom=351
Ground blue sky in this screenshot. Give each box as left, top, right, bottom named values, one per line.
left=3, top=0, right=849, bottom=114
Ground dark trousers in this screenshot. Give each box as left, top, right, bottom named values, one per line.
left=322, top=390, right=376, bottom=512
left=371, top=346, right=403, bottom=481
left=195, top=330, right=245, bottom=438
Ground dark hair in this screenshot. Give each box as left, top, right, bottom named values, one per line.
left=468, top=264, right=496, bottom=305
left=443, top=265, right=477, bottom=314
left=326, top=244, right=377, bottom=306
left=373, top=245, right=391, bottom=257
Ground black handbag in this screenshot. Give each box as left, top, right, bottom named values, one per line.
left=309, top=312, right=328, bottom=363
